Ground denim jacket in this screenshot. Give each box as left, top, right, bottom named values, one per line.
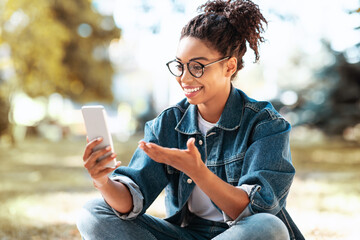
left=112, top=85, right=304, bottom=240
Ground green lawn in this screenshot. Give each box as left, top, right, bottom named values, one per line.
left=0, top=136, right=359, bottom=239
left=0, top=136, right=139, bottom=240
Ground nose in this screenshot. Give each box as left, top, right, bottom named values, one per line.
left=179, top=64, right=193, bottom=83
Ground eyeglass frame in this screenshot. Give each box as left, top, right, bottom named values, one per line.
left=166, top=56, right=230, bottom=78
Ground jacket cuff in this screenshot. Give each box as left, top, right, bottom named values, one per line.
left=110, top=175, right=144, bottom=220
left=223, top=184, right=256, bottom=226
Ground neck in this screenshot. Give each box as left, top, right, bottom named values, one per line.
left=197, top=84, right=231, bottom=123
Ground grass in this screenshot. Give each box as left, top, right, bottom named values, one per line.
left=0, top=136, right=140, bottom=240
left=288, top=141, right=360, bottom=240
left=0, top=135, right=360, bottom=239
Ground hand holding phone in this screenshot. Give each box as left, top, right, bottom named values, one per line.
left=81, top=105, right=116, bottom=168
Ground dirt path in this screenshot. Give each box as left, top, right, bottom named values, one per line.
left=0, top=137, right=359, bottom=239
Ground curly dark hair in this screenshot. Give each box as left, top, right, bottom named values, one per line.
left=181, top=0, right=267, bottom=80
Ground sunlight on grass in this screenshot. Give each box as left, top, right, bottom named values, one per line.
left=0, top=137, right=139, bottom=239
left=1, top=192, right=100, bottom=226
left=287, top=171, right=360, bottom=240
left=0, top=137, right=359, bottom=239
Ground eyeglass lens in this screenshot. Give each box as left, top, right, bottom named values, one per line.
left=168, top=60, right=203, bottom=78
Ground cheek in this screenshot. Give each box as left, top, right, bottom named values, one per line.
left=199, top=76, right=218, bottom=88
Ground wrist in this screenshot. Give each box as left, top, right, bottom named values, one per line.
left=93, top=176, right=110, bottom=189
left=191, top=162, right=211, bottom=184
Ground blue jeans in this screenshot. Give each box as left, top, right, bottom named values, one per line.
left=77, top=198, right=289, bottom=240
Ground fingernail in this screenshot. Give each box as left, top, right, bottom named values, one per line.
left=111, top=153, right=116, bottom=158
left=97, top=137, right=103, bottom=141
left=146, top=143, right=152, bottom=148
left=106, top=146, right=111, bottom=151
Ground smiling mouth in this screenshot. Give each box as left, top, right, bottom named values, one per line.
left=183, top=87, right=203, bottom=93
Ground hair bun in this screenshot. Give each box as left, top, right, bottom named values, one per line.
left=200, top=0, right=227, bottom=14
left=199, top=0, right=267, bottom=61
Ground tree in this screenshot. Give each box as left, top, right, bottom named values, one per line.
left=0, top=0, right=120, bottom=140
left=270, top=6, right=360, bottom=140
left=287, top=44, right=360, bottom=136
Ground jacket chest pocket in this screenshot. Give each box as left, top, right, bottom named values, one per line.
left=224, top=155, right=244, bottom=186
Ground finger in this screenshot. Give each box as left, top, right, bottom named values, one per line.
left=138, top=141, right=146, bottom=150
left=146, top=142, right=174, bottom=152
left=186, top=138, right=197, bottom=153
left=84, top=146, right=111, bottom=169
left=92, top=166, right=118, bottom=179
left=142, top=143, right=178, bottom=165
left=142, top=142, right=166, bottom=155
left=138, top=141, right=154, bottom=152
left=139, top=143, right=156, bottom=157
left=83, top=137, right=103, bottom=161
left=90, top=155, right=119, bottom=178
left=86, top=137, right=89, bottom=143
left=114, top=161, right=122, bottom=168
left=90, top=146, right=112, bottom=163
left=138, top=143, right=163, bottom=162
left=138, top=140, right=147, bottom=149
left=98, top=153, right=118, bottom=168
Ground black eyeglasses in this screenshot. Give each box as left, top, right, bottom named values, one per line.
left=166, top=56, right=230, bottom=78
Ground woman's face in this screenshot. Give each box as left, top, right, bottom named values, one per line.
left=175, top=36, right=231, bottom=107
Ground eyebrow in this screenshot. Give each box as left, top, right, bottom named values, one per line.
left=175, top=56, right=209, bottom=62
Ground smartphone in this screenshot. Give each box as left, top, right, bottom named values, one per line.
left=81, top=105, right=116, bottom=168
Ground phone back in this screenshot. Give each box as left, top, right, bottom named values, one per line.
left=81, top=105, right=116, bottom=168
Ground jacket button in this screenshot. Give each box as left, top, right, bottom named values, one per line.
left=187, top=178, right=193, bottom=184
left=198, top=140, right=203, bottom=145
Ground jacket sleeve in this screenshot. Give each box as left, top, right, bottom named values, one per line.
left=238, top=117, right=295, bottom=215
left=110, top=119, right=169, bottom=218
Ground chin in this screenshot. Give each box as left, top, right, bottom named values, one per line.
left=186, top=98, right=200, bottom=105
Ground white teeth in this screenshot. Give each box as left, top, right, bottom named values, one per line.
left=184, top=87, right=201, bottom=93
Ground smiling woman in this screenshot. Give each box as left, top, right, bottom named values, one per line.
left=76, top=1, right=304, bottom=240
left=171, top=37, right=234, bottom=123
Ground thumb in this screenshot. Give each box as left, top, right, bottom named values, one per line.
left=186, top=138, right=197, bottom=153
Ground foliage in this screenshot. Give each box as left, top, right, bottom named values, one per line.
left=0, top=0, right=120, bottom=102
left=51, top=0, right=120, bottom=102
left=294, top=46, right=359, bottom=136
left=0, top=0, right=120, bottom=139
left=272, top=6, right=360, bottom=139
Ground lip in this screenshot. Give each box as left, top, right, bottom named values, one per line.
left=182, top=86, right=203, bottom=98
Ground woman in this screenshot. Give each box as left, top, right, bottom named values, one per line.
left=77, top=0, right=304, bottom=239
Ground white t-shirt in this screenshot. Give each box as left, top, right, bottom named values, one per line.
left=187, top=112, right=254, bottom=222
left=187, top=113, right=224, bottom=221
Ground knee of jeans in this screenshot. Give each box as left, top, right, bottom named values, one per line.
left=249, top=213, right=289, bottom=240
left=76, top=198, right=115, bottom=236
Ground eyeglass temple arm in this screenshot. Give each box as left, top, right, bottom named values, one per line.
left=203, top=56, right=230, bottom=67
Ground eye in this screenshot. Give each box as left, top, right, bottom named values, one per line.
left=189, top=62, right=202, bottom=72
left=192, top=65, right=202, bottom=71
left=175, top=64, right=183, bottom=71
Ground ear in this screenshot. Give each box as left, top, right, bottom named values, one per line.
left=224, top=57, right=237, bottom=78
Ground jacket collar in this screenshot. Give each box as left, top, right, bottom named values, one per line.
left=175, top=85, right=243, bottom=135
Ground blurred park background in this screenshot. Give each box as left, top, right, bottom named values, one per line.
left=0, top=0, right=359, bottom=239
